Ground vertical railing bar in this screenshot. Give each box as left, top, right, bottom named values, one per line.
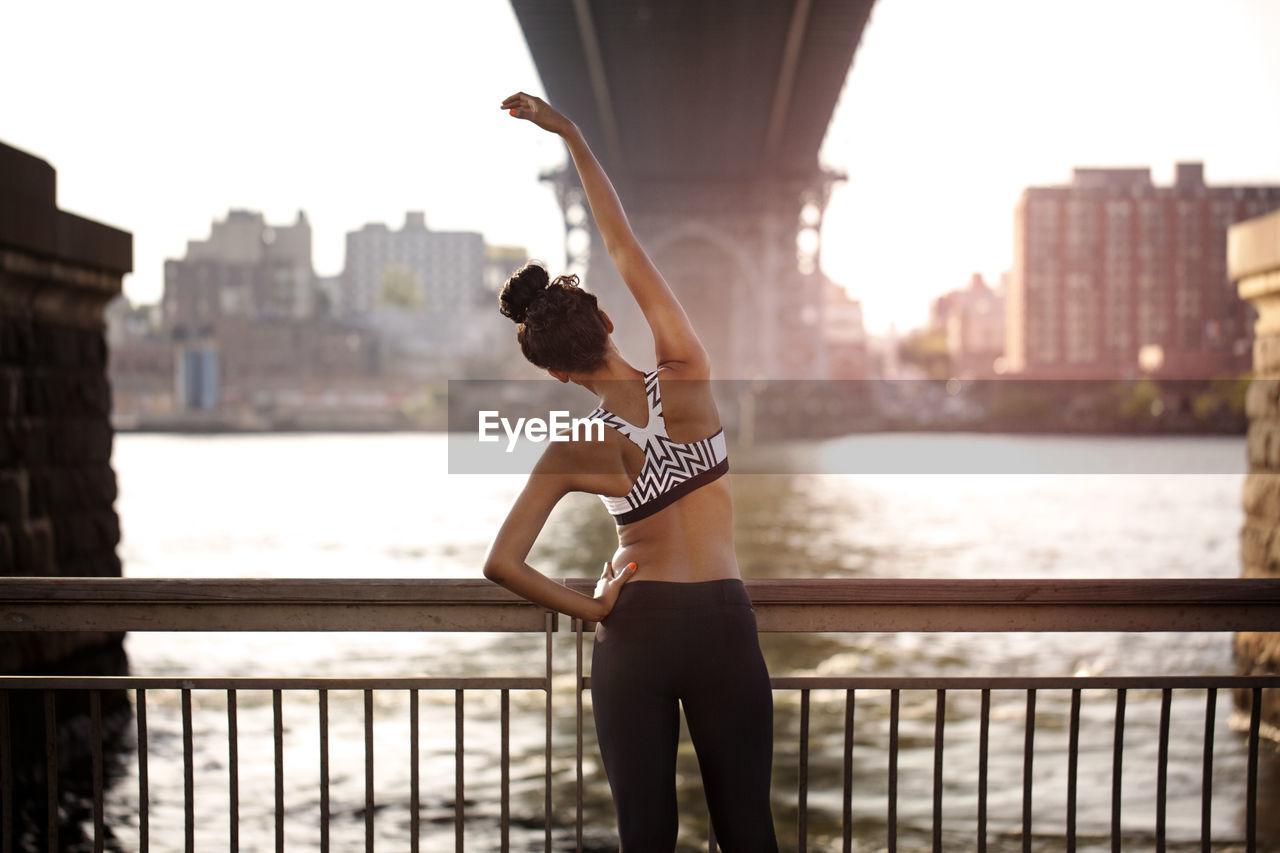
left=888, top=688, right=899, bottom=853
left=575, top=617, right=584, bottom=853
left=455, top=688, right=465, bottom=853
left=228, top=689, right=239, bottom=853
left=1111, top=688, right=1126, bottom=853
left=799, top=688, right=810, bottom=853
left=137, top=689, right=149, bottom=853
left=320, top=689, right=330, bottom=853
left=978, top=689, right=989, bottom=853
left=1023, top=689, right=1036, bottom=853
left=1067, top=688, right=1081, bottom=853
left=843, top=689, right=854, bottom=853
left=1200, top=687, right=1216, bottom=853
left=91, top=690, right=104, bottom=853
left=182, top=688, right=194, bottom=853
left=1247, top=687, right=1260, bottom=853
left=932, top=689, right=945, bottom=853
left=544, top=611, right=553, bottom=853
left=44, top=691, right=57, bottom=851
left=274, top=688, right=284, bottom=853
left=500, top=689, right=510, bottom=853
left=412, top=689, right=420, bottom=853
left=365, top=688, right=375, bottom=853
left=1156, top=688, right=1171, bottom=853
left=0, top=691, right=10, bottom=853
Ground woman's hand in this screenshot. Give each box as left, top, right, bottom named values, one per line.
left=502, top=91, right=575, bottom=136
left=592, top=560, right=637, bottom=620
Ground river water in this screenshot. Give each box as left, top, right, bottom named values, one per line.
left=95, top=432, right=1275, bottom=852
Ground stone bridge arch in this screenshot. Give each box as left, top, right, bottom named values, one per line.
left=646, top=219, right=762, bottom=377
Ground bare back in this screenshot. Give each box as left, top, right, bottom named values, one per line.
left=587, top=364, right=740, bottom=582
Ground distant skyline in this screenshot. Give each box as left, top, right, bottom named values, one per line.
left=3, top=0, right=1279, bottom=333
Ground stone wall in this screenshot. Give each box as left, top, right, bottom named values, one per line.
left=1232, top=208, right=1280, bottom=733
left=0, top=141, right=132, bottom=673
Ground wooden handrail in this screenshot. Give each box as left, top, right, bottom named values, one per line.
left=1, top=577, right=1278, bottom=632
left=2, top=577, right=1277, bottom=604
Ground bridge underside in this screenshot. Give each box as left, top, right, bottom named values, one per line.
left=512, top=0, right=876, bottom=379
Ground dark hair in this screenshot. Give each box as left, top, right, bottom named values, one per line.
left=499, top=262, right=609, bottom=373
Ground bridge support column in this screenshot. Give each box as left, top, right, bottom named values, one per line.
left=0, top=142, right=131, bottom=674
left=1233, top=208, right=1280, bottom=737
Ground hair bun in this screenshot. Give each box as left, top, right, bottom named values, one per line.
left=499, top=262, right=550, bottom=324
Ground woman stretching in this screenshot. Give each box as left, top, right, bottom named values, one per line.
left=484, top=92, right=779, bottom=851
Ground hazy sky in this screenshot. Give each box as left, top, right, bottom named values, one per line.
left=4, top=0, right=1279, bottom=332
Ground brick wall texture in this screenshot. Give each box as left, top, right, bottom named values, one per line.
left=0, top=141, right=132, bottom=672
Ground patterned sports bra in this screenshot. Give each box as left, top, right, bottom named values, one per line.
left=587, top=370, right=730, bottom=526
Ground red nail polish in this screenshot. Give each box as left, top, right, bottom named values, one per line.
left=508, top=109, right=516, bottom=116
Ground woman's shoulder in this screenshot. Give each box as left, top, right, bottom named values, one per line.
left=532, top=415, right=633, bottom=496
left=652, top=362, right=721, bottom=439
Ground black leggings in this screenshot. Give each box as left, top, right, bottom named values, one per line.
left=591, top=579, right=779, bottom=852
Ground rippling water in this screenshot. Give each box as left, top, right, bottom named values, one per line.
left=98, top=432, right=1276, bottom=852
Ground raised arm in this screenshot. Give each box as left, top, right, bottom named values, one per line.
left=502, top=92, right=709, bottom=375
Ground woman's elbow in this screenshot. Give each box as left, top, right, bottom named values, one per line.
left=483, top=559, right=510, bottom=583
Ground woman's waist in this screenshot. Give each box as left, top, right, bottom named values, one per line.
left=609, top=542, right=739, bottom=583
left=610, top=577, right=752, bottom=610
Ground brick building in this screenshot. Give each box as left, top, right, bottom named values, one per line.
left=1007, top=163, right=1280, bottom=378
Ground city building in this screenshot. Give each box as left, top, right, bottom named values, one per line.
left=162, top=209, right=316, bottom=336
left=485, top=244, right=531, bottom=294
left=824, top=280, right=870, bottom=379
left=931, top=273, right=1006, bottom=377
left=114, top=207, right=526, bottom=427
left=339, top=214, right=517, bottom=378
left=117, top=209, right=397, bottom=426
left=340, top=212, right=486, bottom=316
left=315, top=273, right=344, bottom=317
left=1006, top=163, right=1280, bottom=378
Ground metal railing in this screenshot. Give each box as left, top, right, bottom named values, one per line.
left=1, top=577, right=1278, bottom=853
